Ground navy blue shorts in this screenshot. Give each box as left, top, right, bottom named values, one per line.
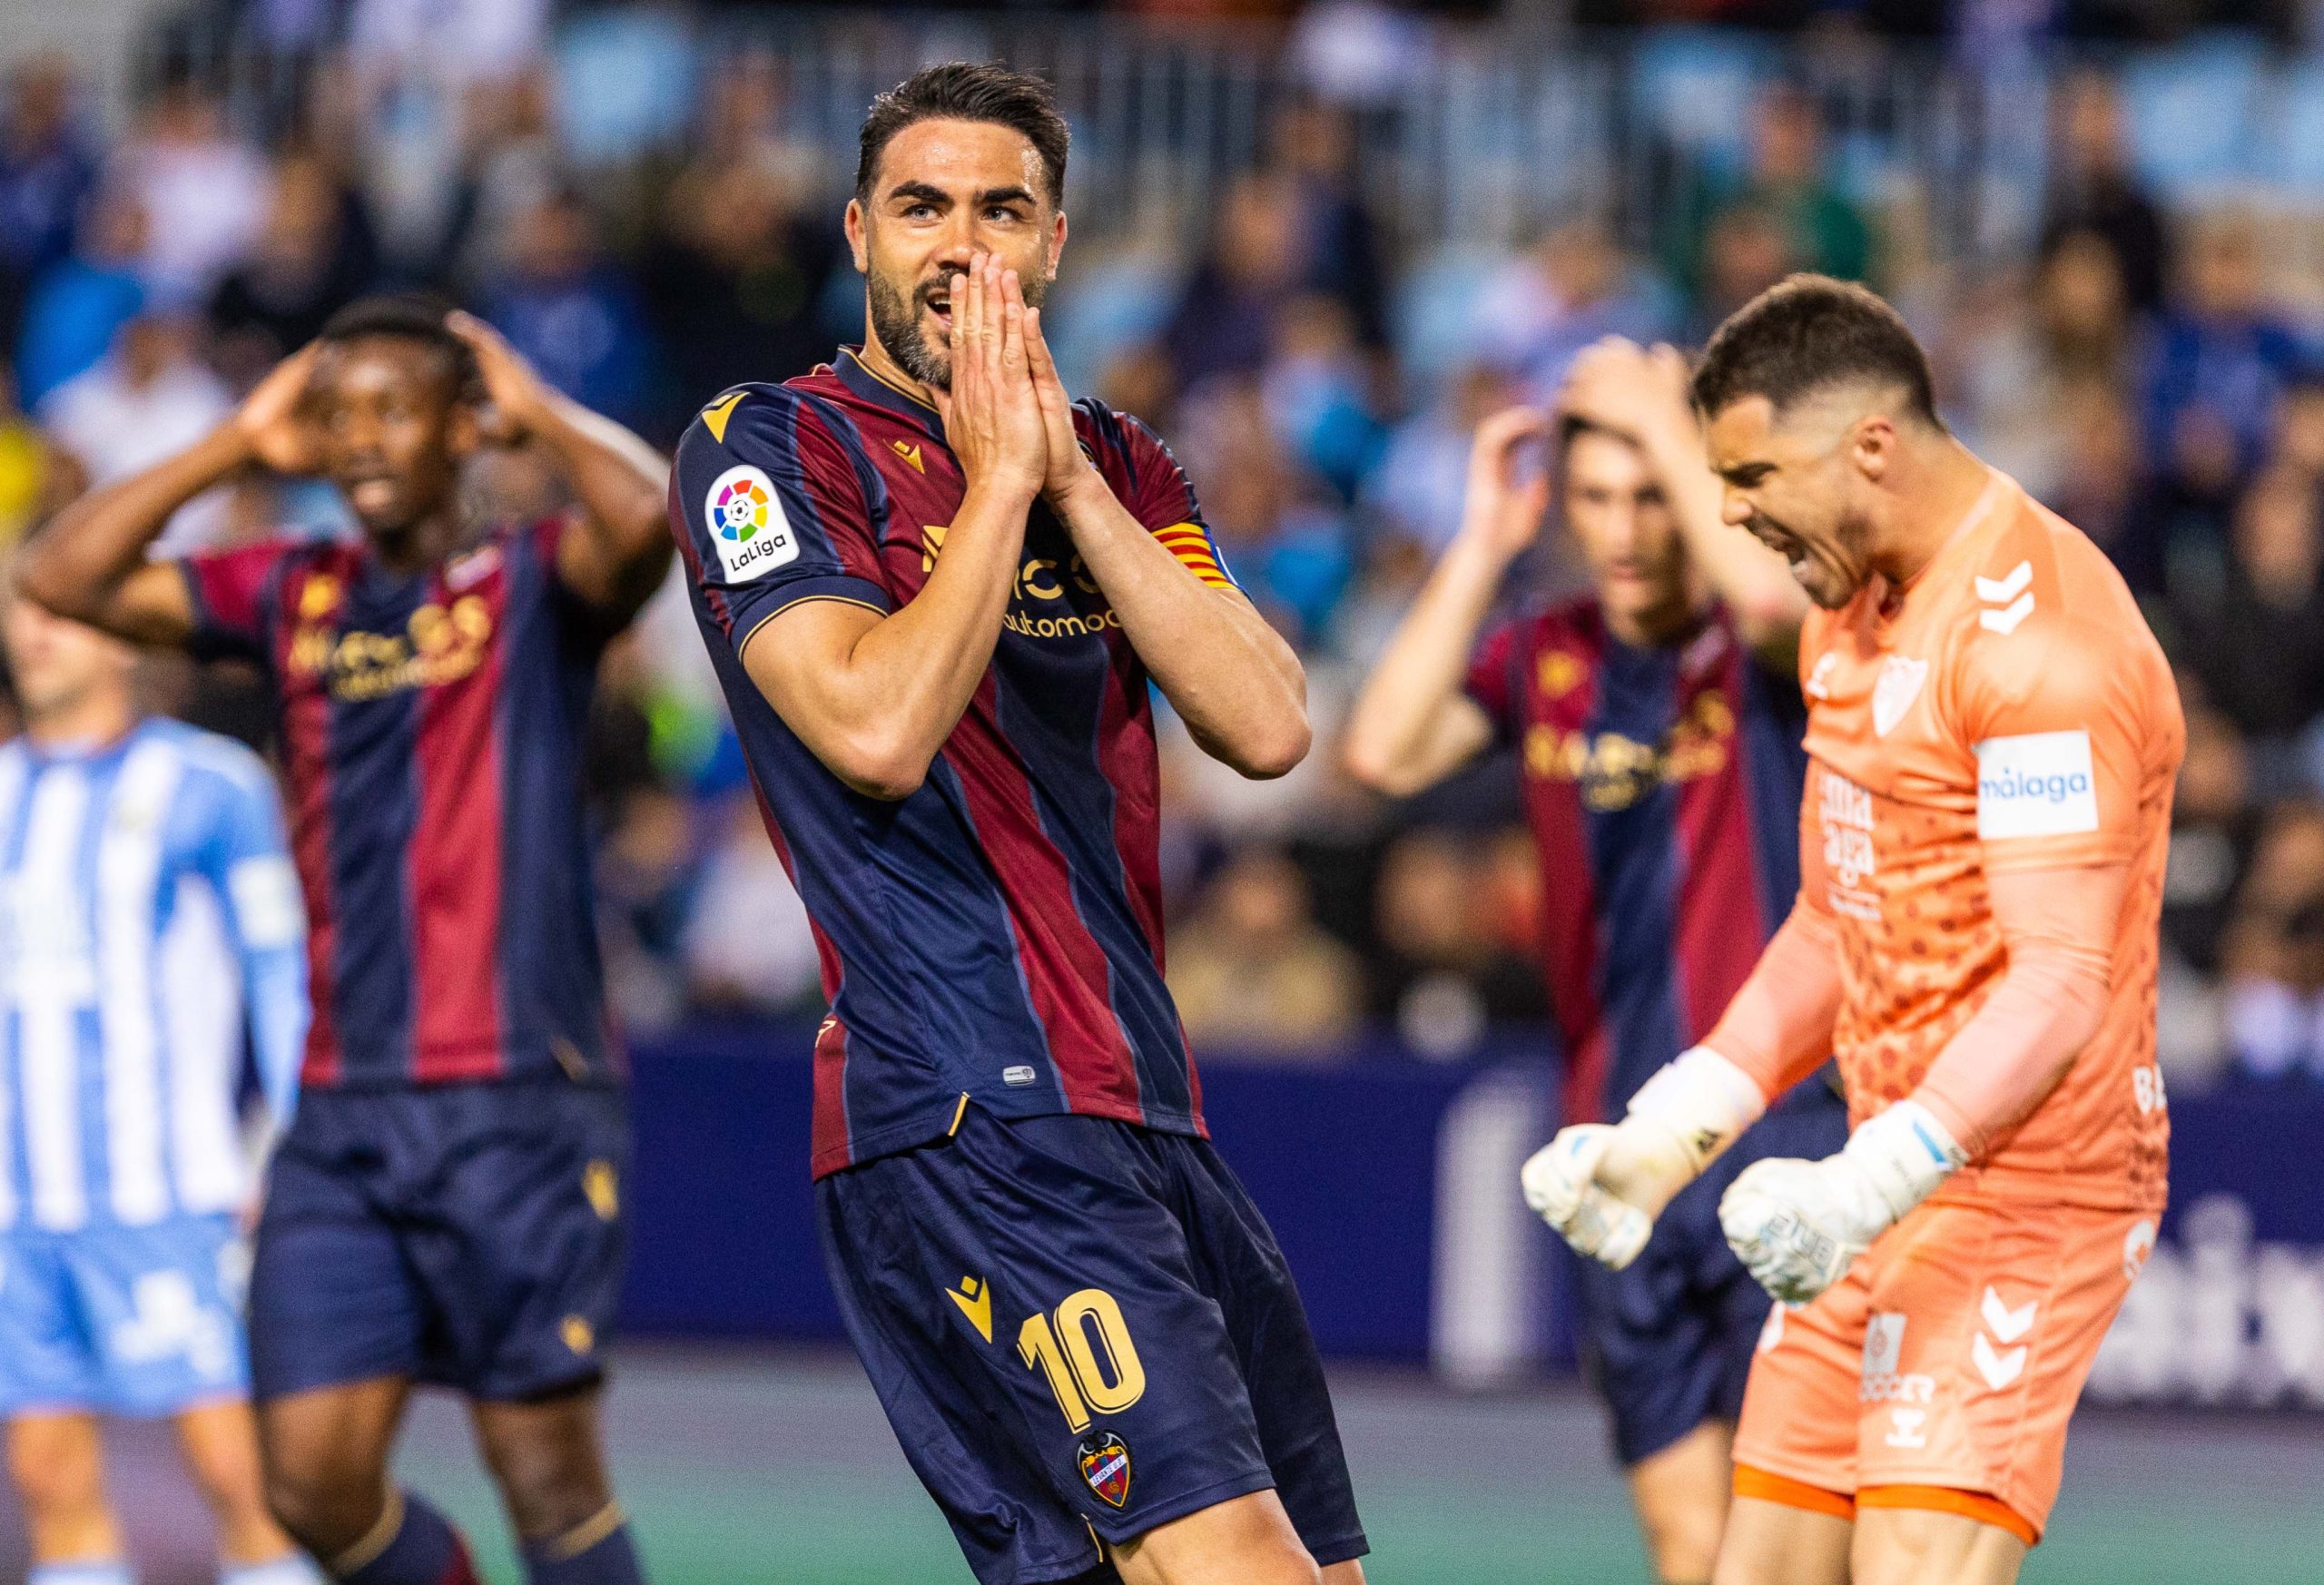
left=1577, top=1083, right=1851, bottom=1466
left=817, top=1108, right=1367, bottom=1585
left=249, top=1081, right=630, bottom=1403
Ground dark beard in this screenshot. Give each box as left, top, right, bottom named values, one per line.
left=867, top=263, right=1052, bottom=391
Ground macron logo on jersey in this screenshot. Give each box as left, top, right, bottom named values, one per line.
left=1974, top=731, right=2098, bottom=839
left=705, top=465, right=801, bottom=582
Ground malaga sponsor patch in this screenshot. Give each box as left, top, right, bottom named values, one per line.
left=1974, top=730, right=2098, bottom=840
left=1077, top=1431, right=1133, bottom=1508
left=704, top=465, right=800, bottom=582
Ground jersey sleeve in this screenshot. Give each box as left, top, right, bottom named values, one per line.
left=1946, top=609, right=2155, bottom=874
left=190, top=743, right=310, bottom=1125
left=1082, top=400, right=1238, bottom=591
left=1462, top=616, right=1527, bottom=744
left=670, top=385, right=891, bottom=658
left=174, top=539, right=293, bottom=663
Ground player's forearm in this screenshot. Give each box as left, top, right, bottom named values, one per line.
left=1052, top=479, right=1309, bottom=779
left=533, top=393, right=675, bottom=611
left=247, top=950, right=309, bottom=1124
left=818, top=480, right=1031, bottom=797
left=1343, top=532, right=1510, bottom=794
left=16, top=424, right=247, bottom=641
left=1702, top=900, right=1845, bottom=1099
left=1641, top=425, right=1805, bottom=664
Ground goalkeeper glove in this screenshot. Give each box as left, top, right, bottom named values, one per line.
left=1719, top=1098, right=1968, bottom=1304
left=1521, top=1047, right=1767, bottom=1270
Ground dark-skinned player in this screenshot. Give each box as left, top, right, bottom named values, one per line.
left=15, top=294, right=671, bottom=1585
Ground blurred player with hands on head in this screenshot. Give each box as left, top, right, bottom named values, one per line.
left=1344, top=336, right=1845, bottom=1585
left=0, top=592, right=314, bottom=1585
left=1529, top=276, right=2181, bottom=1585
left=669, top=63, right=1365, bottom=1585
left=16, top=295, right=673, bottom=1585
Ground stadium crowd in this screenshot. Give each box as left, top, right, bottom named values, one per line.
left=0, top=12, right=2319, bottom=1088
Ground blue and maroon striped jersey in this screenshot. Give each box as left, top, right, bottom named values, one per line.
left=670, top=349, right=1237, bottom=1178
left=1465, top=599, right=1810, bottom=1125
left=174, top=519, right=615, bottom=1090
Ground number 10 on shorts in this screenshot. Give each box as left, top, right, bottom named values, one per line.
left=1019, top=1288, right=1148, bottom=1432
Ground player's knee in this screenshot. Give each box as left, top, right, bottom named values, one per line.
left=480, top=1427, right=614, bottom=1541
left=257, top=1438, right=379, bottom=1556
left=7, top=1424, right=104, bottom=1521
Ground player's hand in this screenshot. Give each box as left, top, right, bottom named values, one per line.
left=1520, top=1114, right=1698, bottom=1270
left=1454, top=405, right=1554, bottom=563
left=232, top=342, right=324, bottom=475
left=1719, top=1101, right=1967, bottom=1304
left=1558, top=338, right=1699, bottom=456
left=932, top=253, right=1046, bottom=503
left=447, top=310, right=552, bottom=444
left=1022, top=300, right=1105, bottom=511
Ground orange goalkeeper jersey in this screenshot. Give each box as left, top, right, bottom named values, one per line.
left=1796, top=471, right=2181, bottom=1210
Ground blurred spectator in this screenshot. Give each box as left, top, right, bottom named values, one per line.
left=2170, top=466, right=2324, bottom=748
left=1369, top=829, right=1545, bottom=1058
left=1163, top=173, right=1303, bottom=389
left=38, top=310, right=231, bottom=556
left=1261, top=294, right=1388, bottom=503
left=1364, top=362, right=1523, bottom=554
left=2167, top=699, right=2257, bottom=979
left=15, top=184, right=146, bottom=408
left=117, top=77, right=270, bottom=300
left=2041, top=69, right=2171, bottom=316
left=680, top=797, right=822, bottom=1017
left=0, top=369, right=52, bottom=553
left=642, top=157, right=841, bottom=438
left=1666, top=84, right=1872, bottom=310
left=2141, top=211, right=2305, bottom=488
left=1475, top=217, right=1669, bottom=399
left=207, top=153, right=381, bottom=387
left=1691, top=203, right=1796, bottom=339
left=0, top=57, right=97, bottom=346
left=1269, top=99, right=1390, bottom=350
left=1178, top=378, right=1352, bottom=644
left=1960, top=231, right=2132, bottom=502
left=2222, top=801, right=2324, bottom=1078
left=478, top=187, right=656, bottom=428
left=1167, top=850, right=1364, bottom=1060
left=349, top=0, right=552, bottom=90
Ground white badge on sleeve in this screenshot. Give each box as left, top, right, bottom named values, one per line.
left=1974, top=730, right=2099, bottom=840
left=704, top=466, right=800, bottom=582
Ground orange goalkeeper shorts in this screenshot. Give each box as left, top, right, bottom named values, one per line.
left=1728, top=1196, right=2158, bottom=1542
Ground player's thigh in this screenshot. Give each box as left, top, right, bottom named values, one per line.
left=248, top=1103, right=428, bottom=1402
left=255, top=1374, right=411, bottom=1516
left=817, top=1112, right=1276, bottom=1582
left=5, top=1410, right=109, bottom=1518
left=172, top=1397, right=269, bottom=1506
left=1175, top=1140, right=1364, bottom=1570
left=1628, top=1422, right=1732, bottom=1585
left=407, top=1082, right=629, bottom=1402
left=71, top=1216, right=250, bottom=1417
left=1851, top=1503, right=2028, bottom=1585
left=1574, top=1183, right=1744, bottom=1472
left=1712, top=1495, right=1851, bottom=1585
left=1856, top=1198, right=2145, bottom=1548
left=1110, top=1487, right=1319, bottom=1585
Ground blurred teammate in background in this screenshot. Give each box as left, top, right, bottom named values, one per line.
left=1344, top=338, right=1847, bottom=1585
left=15, top=297, right=672, bottom=1585
left=670, top=64, right=1366, bottom=1585
left=0, top=594, right=312, bottom=1585
left=1526, top=276, right=2181, bottom=1585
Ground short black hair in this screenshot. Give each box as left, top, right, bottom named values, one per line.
left=856, top=63, right=1069, bottom=210
left=316, top=292, right=475, bottom=391
left=1691, top=274, right=1941, bottom=428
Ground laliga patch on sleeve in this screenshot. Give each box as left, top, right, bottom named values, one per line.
left=704, top=465, right=801, bottom=582
left=228, top=856, right=306, bottom=949
left=1974, top=730, right=2099, bottom=840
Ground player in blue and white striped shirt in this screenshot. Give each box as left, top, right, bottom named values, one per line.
left=0, top=594, right=316, bottom=1585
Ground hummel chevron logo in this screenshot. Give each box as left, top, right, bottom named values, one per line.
left=1972, top=1330, right=2026, bottom=1390
left=1981, top=1285, right=2037, bottom=1343
left=1976, top=560, right=2034, bottom=635
left=947, top=1275, right=994, bottom=1344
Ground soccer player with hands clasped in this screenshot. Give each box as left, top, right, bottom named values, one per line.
left=1523, top=277, right=2181, bottom=1585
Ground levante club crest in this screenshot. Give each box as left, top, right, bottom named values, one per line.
left=1078, top=1432, right=1133, bottom=1508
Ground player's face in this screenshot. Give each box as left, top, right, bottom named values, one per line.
left=846, top=118, right=1065, bottom=389
left=4, top=596, right=134, bottom=725
left=1563, top=429, right=1690, bottom=635
left=309, top=337, right=475, bottom=538
left=1705, top=394, right=1876, bottom=610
